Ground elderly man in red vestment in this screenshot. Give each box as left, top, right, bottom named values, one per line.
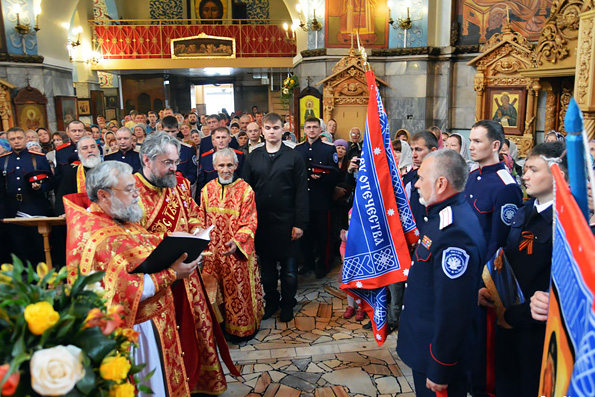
left=64, top=161, right=208, bottom=396
left=133, top=132, right=236, bottom=394
left=197, top=147, right=264, bottom=341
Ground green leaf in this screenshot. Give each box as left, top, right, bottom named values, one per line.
left=75, top=361, right=96, bottom=395
left=11, top=332, right=25, bottom=357
left=55, top=313, right=77, bottom=339
left=74, top=327, right=117, bottom=363
left=137, top=384, right=154, bottom=394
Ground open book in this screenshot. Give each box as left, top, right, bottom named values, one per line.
left=132, top=225, right=214, bottom=274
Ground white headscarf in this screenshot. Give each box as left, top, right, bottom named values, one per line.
left=508, top=139, right=519, bottom=162
left=451, top=133, right=470, bottom=161
left=399, top=140, right=413, bottom=173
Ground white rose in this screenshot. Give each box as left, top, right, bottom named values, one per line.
left=30, top=345, right=86, bottom=396
left=83, top=271, right=105, bottom=296
left=84, top=281, right=105, bottom=296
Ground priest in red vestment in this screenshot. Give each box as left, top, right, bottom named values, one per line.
left=64, top=161, right=204, bottom=396
left=197, top=147, right=264, bottom=340
left=134, top=132, right=236, bottom=394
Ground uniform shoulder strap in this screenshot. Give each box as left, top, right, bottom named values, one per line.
left=439, top=206, right=453, bottom=230
left=496, top=169, right=516, bottom=185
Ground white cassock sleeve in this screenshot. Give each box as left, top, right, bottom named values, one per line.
left=133, top=274, right=166, bottom=397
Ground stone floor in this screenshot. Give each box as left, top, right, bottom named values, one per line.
left=219, top=268, right=415, bottom=397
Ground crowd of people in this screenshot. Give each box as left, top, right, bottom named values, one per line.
left=1, top=104, right=594, bottom=396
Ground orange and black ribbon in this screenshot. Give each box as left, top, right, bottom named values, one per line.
left=519, top=231, right=534, bottom=254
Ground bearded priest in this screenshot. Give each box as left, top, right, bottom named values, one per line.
left=64, top=161, right=238, bottom=397
left=133, top=132, right=237, bottom=394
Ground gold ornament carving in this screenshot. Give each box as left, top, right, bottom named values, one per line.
left=559, top=87, right=573, bottom=135
left=480, top=27, right=533, bottom=54
left=534, top=0, right=587, bottom=66
left=576, top=15, right=594, bottom=105
left=335, top=97, right=368, bottom=105
left=545, top=91, right=557, bottom=132
left=488, top=77, right=531, bottom=86
left=583, top=112, right=595, bottom=140
left=507, top=135, right=534, bottom=158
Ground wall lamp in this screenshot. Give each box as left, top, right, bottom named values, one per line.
left=296, top=4, right=322, bottom=32
left=13, top=3, right=41, bottom=36
left=283, top=22, right=297, bottom=44
left=388, top=6, right=412, bottom=30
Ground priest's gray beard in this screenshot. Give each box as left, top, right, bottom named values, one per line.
left=110, top=195, right=143, bottom=223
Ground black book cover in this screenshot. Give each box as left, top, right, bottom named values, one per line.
left=132, top=226, right=213, bottom=274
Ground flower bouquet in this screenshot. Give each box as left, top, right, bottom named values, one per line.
left=280, top=74, right=299, bottom=108
left=0, top=256, right=151, bottom=396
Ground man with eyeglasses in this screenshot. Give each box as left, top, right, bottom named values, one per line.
left=104, top=127, right=141, bottom=173
left=161, top=115, right=198, bottom=185
left=132, top=132, right=234, bottom=394
left=346, top=127, right=363, bottom=160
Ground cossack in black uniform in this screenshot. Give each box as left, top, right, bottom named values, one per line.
left=294, top=137, right=339, bottom=278
left=0, top=148, right=54, bottom=264
left=397, top=192, right=486, bottom=397
left=495, top=198, right=553, bottom=397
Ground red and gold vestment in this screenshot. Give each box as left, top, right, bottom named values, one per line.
left=198, top=178, right=264, bottom=337
left=134, top=172, right=236, bottom=395
left=64, top=193, right=191, bottom=396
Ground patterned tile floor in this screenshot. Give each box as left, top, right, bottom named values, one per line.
left=220, top=268, right=415, bottom=397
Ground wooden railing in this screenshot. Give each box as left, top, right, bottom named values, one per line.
left=90, top=19, right=297, bottom=59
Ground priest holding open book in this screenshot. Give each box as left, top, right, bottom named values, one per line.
left=64, top=160, right=239, bottom=396
left=133, top=132, right=236, bottom=394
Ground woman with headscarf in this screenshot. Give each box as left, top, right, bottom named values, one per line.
left=500, top=139, right=523, bottom=182
left=331, top=138, right=353, bottom=268
left=545, top=130, right=565, bottom=143
left=395, top=128, right=411, bottom=145
left=428, top=126, right=445, bottom=149
left=392, top=139, right=413, bottom=175
left=446, top=133, right=476, bottom=171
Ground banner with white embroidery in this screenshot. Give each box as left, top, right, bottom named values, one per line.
left=340, top=70, right=418, bottom=346
left=537, top=164, right=595, bottom=396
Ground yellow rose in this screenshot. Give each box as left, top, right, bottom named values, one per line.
left=36, top=263, right=57, bottom=285
left=24, top=301, right=59, bottom=335
left=109, top=382, right=135, bottom=397
left=0, top=264, right=12, bottom=284
left=100, top=355, right=131, bottom=382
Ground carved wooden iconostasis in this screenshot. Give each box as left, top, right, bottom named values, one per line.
left=468, top=0, right=595, bottom=156
left=0, top=79, right=17, bottom=132
left=467, top=22, right=538, bottom=157
left=316, top=49, right=388, bottom=141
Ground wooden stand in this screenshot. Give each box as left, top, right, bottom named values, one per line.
left=2, top=217, right=66, bottom=269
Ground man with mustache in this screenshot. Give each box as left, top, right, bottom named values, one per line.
left=54, top=136, right=102, bottom=215
left=397, top=149, right=486, bottom=397
left=197, top=148, right=263, bottom=341
left=64, top=161, right=206, bottom=396
left=133, top=132, right=236, bottom=395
